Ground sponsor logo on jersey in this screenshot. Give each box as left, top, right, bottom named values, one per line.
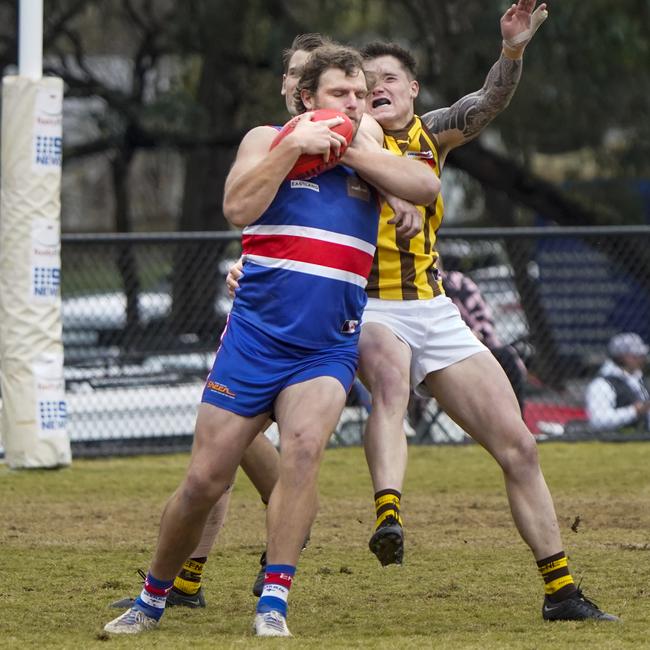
left=290, top=180, right=320, bottom=192
left=206, top=380, right=236, bottom=398
left=406, top=150, right=434, bottom=160
left=406, top=150, right=437, bottom=168
left=347, top=176, right=371, bottom=201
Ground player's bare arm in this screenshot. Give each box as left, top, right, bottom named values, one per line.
left=421, top=54, right=522, bottom=162
left=224, top=114, right=347, bottom=227
left=342, top=124, right=440, bottom=205
left=422, top=0, right=548, bottom=164
left=345, top=114, right=435, bottom=228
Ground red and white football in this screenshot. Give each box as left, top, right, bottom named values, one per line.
left=270, top=109, right=354, bottom=180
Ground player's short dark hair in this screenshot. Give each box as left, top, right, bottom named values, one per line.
left=360, top=41, right=417, bottom=79
left=282, top=33, right=331, bottom=73
left=294, top=44, right=366, bottom=114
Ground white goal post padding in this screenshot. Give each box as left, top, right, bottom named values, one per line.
left=0, top=76, right=70, bottom=468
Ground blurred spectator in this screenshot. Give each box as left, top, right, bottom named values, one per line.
left=442, top=269, right=527, bottom=412
left=585, top=332, right=650, bottom=433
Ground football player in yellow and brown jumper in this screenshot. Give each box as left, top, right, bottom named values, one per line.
left=358, top=0, right=616, bottom=622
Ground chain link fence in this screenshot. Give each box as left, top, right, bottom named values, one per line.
left=428, top=226, right=650, bottom=444
left=7, top=226, right=649, bottom=458
left=60, top=232, right=239, bottom=456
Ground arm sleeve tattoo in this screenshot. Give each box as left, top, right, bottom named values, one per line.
left=421, top=53, right=522, bottom=142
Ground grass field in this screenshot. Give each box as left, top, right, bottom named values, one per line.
left=1, top=442, right=649, bottom=649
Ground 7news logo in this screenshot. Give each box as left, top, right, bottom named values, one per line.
left=38, top=399, right=67, bottom=430
left=35, top=135, right=62, bottom=167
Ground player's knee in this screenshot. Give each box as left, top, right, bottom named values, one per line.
left=498, top=429, right=539, bottom=476
left=282, top=430, right=324, bottom=472
left=368, top=364, right=410, bottom=408
left=181, top=469, right=228, bottom=507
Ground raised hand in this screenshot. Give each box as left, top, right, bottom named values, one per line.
left=501, top=1, right=548, bottom=50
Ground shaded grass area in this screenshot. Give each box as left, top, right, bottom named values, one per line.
left=1, top=442, right=649, bottom=648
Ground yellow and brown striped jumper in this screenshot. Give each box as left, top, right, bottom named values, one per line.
left=365, top=115, right=444, bottom=300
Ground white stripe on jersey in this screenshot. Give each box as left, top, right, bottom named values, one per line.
left=242, top=224, right=376, bottom=256
left=245, top=254, right=368, bottom=288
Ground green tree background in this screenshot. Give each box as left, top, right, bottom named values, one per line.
left=2, top=0, right=649, bottom=232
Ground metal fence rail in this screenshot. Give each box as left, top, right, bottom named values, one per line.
left=5, top=226, right=650, bottom=458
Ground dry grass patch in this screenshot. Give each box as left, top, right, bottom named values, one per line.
left=1, top=442, right=649, bottom=648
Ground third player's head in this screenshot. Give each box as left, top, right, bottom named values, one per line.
left=281, top=33, right=331, bottom=115
left=294, top=45, right=369, bottom=135
left=360, top=42, right=419, bottom=130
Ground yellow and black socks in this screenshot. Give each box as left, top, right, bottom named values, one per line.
left=173, top=556, right=207, bottom=596
left=374, top=488, right=402, bottom=530
left=537, top=551, right=577, bottom=602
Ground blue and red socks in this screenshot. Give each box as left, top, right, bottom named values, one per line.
left=133, top=572, right=174, bottom=620
left=256, top=564, right=296, bottom=617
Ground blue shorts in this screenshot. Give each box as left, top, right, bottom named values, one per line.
left=201, top=314, right=358, bottom=417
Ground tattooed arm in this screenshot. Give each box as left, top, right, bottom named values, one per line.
left=421, top=53, right=522, bottom=165
left=422, top=0, right=548, bottom=166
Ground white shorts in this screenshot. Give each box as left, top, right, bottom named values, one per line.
left=362, top=295, right=488, bottom=396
